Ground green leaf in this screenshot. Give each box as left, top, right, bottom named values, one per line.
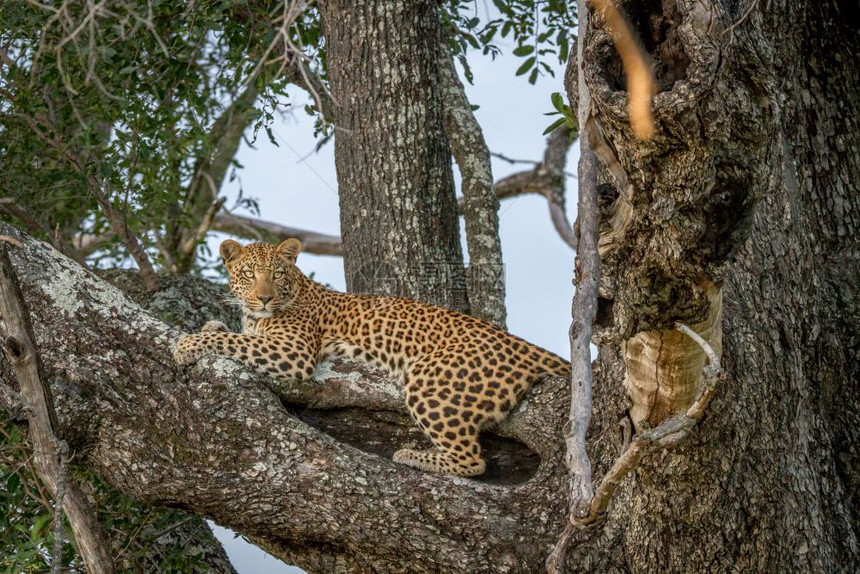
left=31, top=514, right=52, bottom=540
left=515, top=56, right=536, bottom=76
left=551, top=92, right=565, bottom=114
left=542, top=116, right=567, bottom=135
left=512, top=44, right=535, bottom=57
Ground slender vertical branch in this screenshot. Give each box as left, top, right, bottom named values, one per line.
left=564, top=144, right=599, bottom=514
left=50, top=445, right=68, bottom=574
left=0, top=236, right=115, bottom=574
left=547, top=2, right=600, bottom=570
left=567, top=0, right=601, bottom=518
left=437, top=31, right=506, bottom=327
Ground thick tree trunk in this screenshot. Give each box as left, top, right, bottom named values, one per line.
left=319, top=0, right=470, bottom=313
left=575, top=0, right=859, bottom=570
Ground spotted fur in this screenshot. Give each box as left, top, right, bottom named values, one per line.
left=174, top=239, right=570, bottom=477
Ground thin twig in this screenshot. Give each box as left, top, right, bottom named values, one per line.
left=49, top=443, right=68, bottom=574
left=675, top=321, right=721, bottom=373
left=180, top=197, right=227, bottom=257
left=490, top=151, right=541, bottom=166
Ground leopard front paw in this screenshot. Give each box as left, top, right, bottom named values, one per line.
left=201, top=320, right=229, bottom=333
left=173, top=334, right=205, bottom=366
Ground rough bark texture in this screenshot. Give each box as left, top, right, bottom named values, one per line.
left=576, top=0, right=860, bottom=570
left=319, top=0, right=470, bottom=312
left=437, top=36, right=506, bottom=328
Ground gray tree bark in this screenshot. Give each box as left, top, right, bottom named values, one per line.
left=574, top=0, right=859, bottom=570
left=437, top=35, right=506, bottom=328
left=319, top=0, right=470, bottom=313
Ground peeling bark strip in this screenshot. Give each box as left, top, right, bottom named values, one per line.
left=0, top=224, right=585, bottom=573
left=0, top=239, right=115, bottom=574
left=320, top=0, right=469, bottom=312
left=590, top=0, right=656, bottom=140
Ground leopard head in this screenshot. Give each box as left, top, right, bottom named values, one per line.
left=219, top=238, right=304, bottom=318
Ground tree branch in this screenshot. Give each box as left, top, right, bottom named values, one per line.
left=472, top=125, right=577, bottom=250
left=438, top=31, right=506, bottom=328
left=546, top=7, right=600, bottom=568
left=0, top=222, right=584, bottom=573
left=0, top=238, right=115, bottom=574
left=211, top=211, right=343, bottom=256
left=12, top=110, right=159, bottom=292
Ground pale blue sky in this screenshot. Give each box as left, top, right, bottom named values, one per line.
left=210, top=39, right=577, bottom=574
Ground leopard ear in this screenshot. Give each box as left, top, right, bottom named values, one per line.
left=275, top=238, right=302, bottom=263
left=219, top=239, right=244, bottom=266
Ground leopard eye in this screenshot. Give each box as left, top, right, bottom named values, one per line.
left=273, top=269, right=285, bottom=279
left=241, top=269, right=254, bottom=279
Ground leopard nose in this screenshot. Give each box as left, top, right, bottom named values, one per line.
left=258, top=295, right=273, bottom=305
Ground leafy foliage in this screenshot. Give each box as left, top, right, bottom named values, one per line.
left=0, top=1, right=576, bottom=273
left=0, top=0, right=308, bottom=273
left=543, top=91, right=578, bottom=136
left=0, top=420, right=81, bottom=573
left=1, top=406, right=230, bottom=572
left=443, top=0, right=575, bottom=84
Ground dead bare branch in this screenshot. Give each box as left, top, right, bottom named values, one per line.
left=472, top=125, right=577, bottom=250
left=547, top=5, right=599, bottom=570
left=0, top=237, right=115, bottom=574
left=212, top=211, right=342, bottom=256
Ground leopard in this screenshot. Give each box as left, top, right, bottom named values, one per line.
left=173, top=238, right=570, bottom=477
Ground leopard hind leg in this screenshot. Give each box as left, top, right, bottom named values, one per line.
left=393, top=368, right=487, bottom=477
